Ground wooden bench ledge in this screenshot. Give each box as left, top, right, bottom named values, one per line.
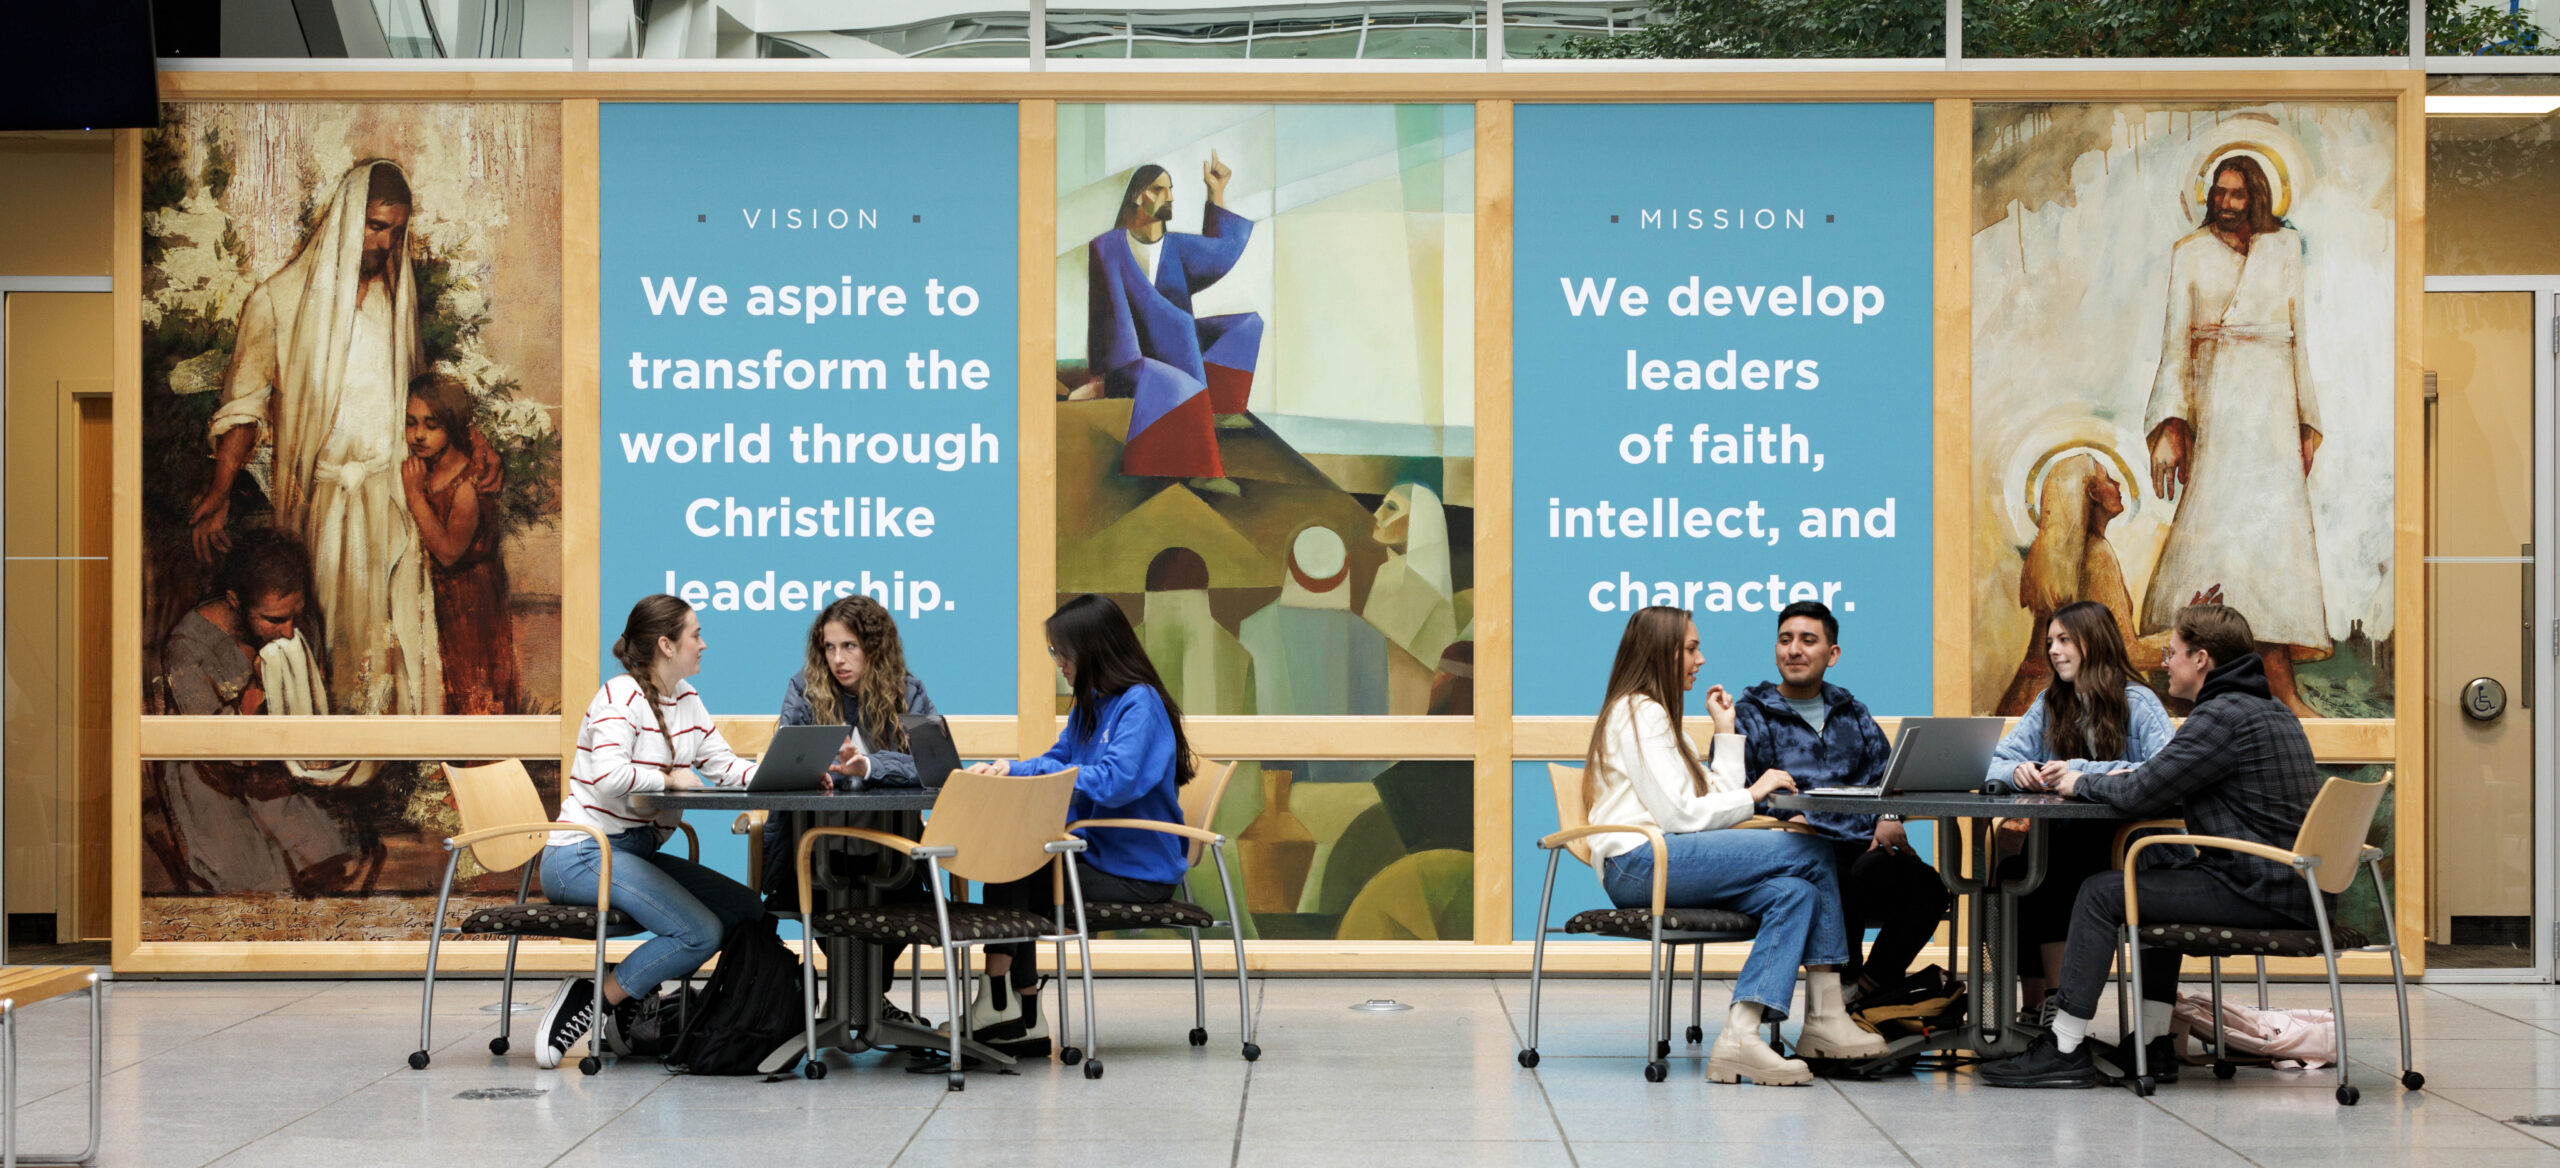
left=0, top=966, right=95, bottom=1012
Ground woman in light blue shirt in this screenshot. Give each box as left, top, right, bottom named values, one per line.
left=1988, top=600, right=2172, bottom=1015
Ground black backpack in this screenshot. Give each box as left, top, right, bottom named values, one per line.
left=663, top=916, right=808, bottom=1076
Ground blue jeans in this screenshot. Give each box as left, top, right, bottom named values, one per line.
left=1601, top=828, right=1850, bottom=1020
left=541, top=828, right=761, bottom=998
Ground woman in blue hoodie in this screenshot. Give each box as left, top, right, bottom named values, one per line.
left=965, top=593, right=1193, bottom=1056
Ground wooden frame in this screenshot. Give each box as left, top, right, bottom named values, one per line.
left=115, top=68, right=2430, bottom=978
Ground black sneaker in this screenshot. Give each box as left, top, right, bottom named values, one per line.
left=2098, top=1034, right=2181, bottom=1084
left=537, top=978, right=596, bottom=1070
left=1979, top=1033, right=2098, bottom=1089
left=599, top=992, right=645, bottom=1057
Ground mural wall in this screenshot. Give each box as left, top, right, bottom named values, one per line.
left=1971, top=102, right=2398, bottom=719
left=1053, top=103, right=1477, bottom=718
left=138, top=102, right=563, bottom=938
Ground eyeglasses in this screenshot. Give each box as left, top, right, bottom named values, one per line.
left=1046, top=645, right=1064, bottom=661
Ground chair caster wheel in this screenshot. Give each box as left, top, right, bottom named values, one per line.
left=579, top=1056, right=601, bottom=1076
left=1084, top=1060, right=1105, bottom=1080
left=1685, top=1025, right=1703, bottom=1044
left=1189, top=1027, right=1208, bottom=1047
left=2133, top=1076, right=2156, bottom=1097
left=2336, top=1084, right=2360, bottom=1106
left=408, top=1050, right=430, bottom=1070
left=1241, top=1043, right=1261, bottom=1062
left=2213, top=1061, right=2236, bottom=1080
left=2402, top=1071, right=2425, bottom=1091
left=803, top=1061, right=827, bottom=1080
left=1517, top=1049, right=1540, bottom=1069
left=1060, top=1046, right=1083, bottom=1066
left=1655, top=1040, right=1670, bottom=1059
left=947, top=1074, right=965, bottom=1092
left=1644, top=1061, right=1668, bottom=1083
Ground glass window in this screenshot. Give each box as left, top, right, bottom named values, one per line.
left=1962, top=0, right=2404, bottom=57
left=1513, top=0, right=1940, bottom=58
left=2430, top=76, right=2560, bottom=275
left=591, top=3, right=1035, bottom=59
left=1048, top=5, right=1485, bottom=60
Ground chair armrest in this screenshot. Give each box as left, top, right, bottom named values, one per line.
left=1538, top=823, right=1673, bottom=917
left=795, top=826, right=930, bottom=916
left=2111, top=819, right=2186, bottom=869
left=445, top=822, right=612, bottom=918
left=1044, top=836, right=1091, bottom=854
left=1066, top=817, right=1225, bottom=846
left=2360, top=844, right=2384, bottom=864
left=2122, top=833, right=2307, bottom=927
left=673, top=819, right=701, bottom=862
left=732, top=810, right=769, bottom=835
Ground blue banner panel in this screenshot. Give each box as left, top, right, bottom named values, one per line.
left=600, top=103, right=1019, bottom=716
left=1511, top=104, right=1934, bottom=719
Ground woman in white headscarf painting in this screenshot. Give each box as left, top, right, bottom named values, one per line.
left=1362, top=482, right=1460, bottom=710
left=189, top=160, right=442, bottom=718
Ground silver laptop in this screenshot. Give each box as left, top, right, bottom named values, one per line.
left=1802, top=717, right=2004, bottom=798
left=749, top=723, right=853, bottom=792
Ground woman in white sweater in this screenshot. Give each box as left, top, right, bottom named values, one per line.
left=1584, top=606, right=1888, bottom=1084
left=533, top=595, right=764, bottom=1069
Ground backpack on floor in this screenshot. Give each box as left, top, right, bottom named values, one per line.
left=2170, top=991, right=2336, bottom=1069
left=663, top=916, right=809, bottom=1076
left=607, top=983, right=701, bottom=1060
left=1851, top=965, right=1969, bottom=1041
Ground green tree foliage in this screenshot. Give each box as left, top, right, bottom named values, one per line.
left=1545, top=0, right=2544, bottom=58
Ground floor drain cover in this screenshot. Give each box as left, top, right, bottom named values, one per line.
left=1350, top=999, right=1413, bottom=1013
left=456, top=1087, right=548, bottom=1101
left=2512, top=1116, right=2560, bottom=1127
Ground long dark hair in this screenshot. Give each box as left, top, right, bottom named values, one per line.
left=2039, top=600, right=2134, bottom=762
left=1584, top=606, right=1706, bottom=810
left=1117, top=163, right=1168, bottom=228
left=1046, top=593, right=1195, bottom=786
left=799, top=595, right=911, bottom=752
left=613, top=594, right=693, bottom=763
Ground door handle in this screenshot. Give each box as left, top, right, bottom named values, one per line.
left=2524, top=543, right=2536, bottom=711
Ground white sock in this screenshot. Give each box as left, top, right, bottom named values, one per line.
left=2052, top=1010, right=2090, bottom=1053
left=2141, top=1000, right=2174, bottom=1041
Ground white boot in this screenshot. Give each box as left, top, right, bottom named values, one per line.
left=1794, top=970, right=1891, bottom=1060
left=1707, top=1001, right=1812, bottom=1086
left=935, top=974, right=1023, bottom=1037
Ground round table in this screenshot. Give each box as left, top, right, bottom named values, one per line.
left=633, top=784, right=1003, bottom=1067
left=1770, top=790, right=2132, bottom=1061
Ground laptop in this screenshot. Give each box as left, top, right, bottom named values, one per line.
left=1801, top=716, right=2004, bottom=798
left=749, top=723, right=853, bottom=792
left=899, top=714, right=964, bottom=789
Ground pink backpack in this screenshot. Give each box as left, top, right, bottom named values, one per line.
left=2170, top=991, right=2337, bottom=1069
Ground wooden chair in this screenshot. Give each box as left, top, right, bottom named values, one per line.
left=1062, top=757, right=1259, bottom=1061
left=2119, top=773, right=2419, bottom=1105
left=409, top=759, right=698, bottom=1076
left=1519, top=763, right=1764, bottom=1082
left=794, top=767, right=1099, bottom=1090
left=0, top=965, right=101, bottom=1168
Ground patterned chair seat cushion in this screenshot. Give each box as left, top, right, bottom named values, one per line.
left=809, top=903, right=1058, bottom=946
left=453, top=903, right=642, bottom=938
left=1081, top=900, right=1218, bottom=932
left=1564, top=906, right=1759, bottom=940
left=2137, top=922, right=2369, bottom=957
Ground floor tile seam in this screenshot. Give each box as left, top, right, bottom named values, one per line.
left=539, top=1060, right=682, bottom=1167
left=3, top=983, right=394, bottom=1119
left=1228, top=974, right=1266, bottom=1168
left=1486, top=977, right=1581, bottom=1168
left=2352, top=1063, right=2560, bottom=1152
left=1813, top=1078, right=1922, bottom=1167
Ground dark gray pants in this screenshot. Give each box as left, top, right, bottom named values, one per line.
left=2052, top=864, right=2304, bottom=1021
left=982, top=860, right=1179, bottom=991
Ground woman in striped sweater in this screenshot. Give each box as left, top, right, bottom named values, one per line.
left=533, top=594, right=763, bottom=1069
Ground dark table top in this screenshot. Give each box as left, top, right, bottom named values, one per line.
left=632, top=786, right=939, bottom=813
left=1769, top=790, right=2131, bottom=820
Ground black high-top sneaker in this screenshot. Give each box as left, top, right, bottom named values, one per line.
left=536, top=978, right=596, bottom=1070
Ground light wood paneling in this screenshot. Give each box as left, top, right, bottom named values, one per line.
left=1017, top=100, right=1059, bottom=759
left=1473, top=99, right=1515, bottom=945
left=76, top=395, right=111, bottom=939
left=108, top=129, right=141, bottom=967
left=1514, top=715, right=2396, bottom=762
left=158, top=70, right=2422, bottom=105
left=2394, top=77, right=2428, bottom=970
left=561, top=101, right=601, bottom=760
left=1934, top=98, right=1972, bottom=719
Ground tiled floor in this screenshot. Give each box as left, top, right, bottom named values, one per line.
left=9, top=973, right=2560, bottom=1165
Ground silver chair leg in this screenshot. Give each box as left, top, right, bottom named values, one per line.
left=1689, top=943, right=1706, bottom=1042
left=2308, top=888, right=2357, bottom=1103
left=1522, top=850, right=1563, bottom=1061
left=925, top=859, right=968, bottom=1090
left=414, top=850, right=463, bottom=1068
left=800, top=917, right=823, bottom=1079
left=5, top=1004, right=17, bottom=1168
left=2125, top=926, right=2152, bottom=1087
left=2255, top=955, right=2269, bottom=1010
left=1643, top=918, right=1667, bottom=1078
left=495, top=865, right=533, bottom=1048
left=2209, top=956, right=2225, bottom=1065
left=1063, top=863, right=1102, bottom=1073
left=1210, top=844, right=1256, bottom=1058
left=2368, top=860, right=2417, bottom=1087
left=1187, top=926, right=1208, bottom=1037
